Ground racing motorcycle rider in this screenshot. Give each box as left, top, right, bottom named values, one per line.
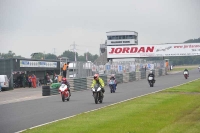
left=62, top=77, right=71, bottom=96
left=147, top=70, right=155, bottom=84
left=109, top=74, right=117, bottom=90
left=183, top=68, right=189, bottom=77
left=91, top=74, right=105, bottom=96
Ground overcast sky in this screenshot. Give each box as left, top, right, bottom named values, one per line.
left=0, top=0, right=200, bottom=58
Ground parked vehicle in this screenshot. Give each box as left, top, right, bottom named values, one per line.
left=92, top=84, right=104, bottom=104
left=0, top=75, right=9, bottom=91
left=58, top=84, right=70, bottom=102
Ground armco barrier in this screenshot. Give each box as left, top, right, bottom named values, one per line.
left=100, top=74, right=107, bottom=85
left=73, top=78, right=87, bottom=91
left=87, top=76, right=93, bottom=89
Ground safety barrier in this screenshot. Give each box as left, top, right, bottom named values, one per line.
left=136, top=72, right=141, bottom=80
left=141, top=71, right=146, bottom=79
left=73, top=78, right=87, bottom=91
left=100, top=74, right=107, bottom=85
left=42, top=85, right=50, bottom=96
left=123, top=73, right=129, bottom=83
left=159, top=69, right=162, bottom=76
left=129, top=72, right=136, bottom=82
left=115, top=74, right=123, bottom=83
left=44, top=68, right=166, bottom=96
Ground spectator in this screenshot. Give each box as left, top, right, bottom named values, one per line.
left=28, top=75, right=32, bottom=88
left=45, top=73, right=50, bottom=85
left=62, top=63, right=68, bottom=78
left=54, top=73, right=58, bottom=83
left=32, top=74, right=37, bottom=88
left=36, top=78, right=40, bottom=87
left=22, top=74, right=26, bottom=88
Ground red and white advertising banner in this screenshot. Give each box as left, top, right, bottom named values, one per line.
left=107, top=43, right=200, bottom=58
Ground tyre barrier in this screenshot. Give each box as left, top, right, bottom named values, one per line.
left=136, top=72, right=141, bottom=80
left=129, top=72, right=136, bottom=82
left=42, top=85, right=50, bottom=96
left=115, top=74, right=123, bottom=83
left=159, top=69, right=162, bottom=76
left=123, top=73, right=129, bottom=83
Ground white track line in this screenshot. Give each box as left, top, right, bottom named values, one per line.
left=16, top=78, right=200, bottom=133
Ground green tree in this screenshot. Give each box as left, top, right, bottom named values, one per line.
left=61, top=50, right=78, bottom=61
left=78, top=55, right=86, bottom=61
left=31, top=52, right=45, bottom=59
left=84, top=52, right=99, bottom=62
left=184, top=38, right=200, bottom=43
left=45, top=53, right=57, bottom=60
left=1, top=51, right=16, bottom=58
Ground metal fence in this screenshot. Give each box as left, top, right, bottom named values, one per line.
left=67, top=60, right=165, bottom=79
left=67, top=68, right=166, bottom=93
left=44, top=68, right=167, bottom=96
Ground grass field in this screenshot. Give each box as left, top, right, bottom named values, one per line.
left=170, top=65, right=198, bottom=72
left=22, top=79, right=200, bottom=133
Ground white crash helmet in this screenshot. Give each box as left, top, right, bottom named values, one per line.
left=149, top=70, right=153, bottom=74
left=111, top=74, right=115, bottom=78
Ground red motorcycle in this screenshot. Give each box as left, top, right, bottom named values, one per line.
left=183, top=71, right=188, bottom=79
left=59, top=84, right=70, bottom=102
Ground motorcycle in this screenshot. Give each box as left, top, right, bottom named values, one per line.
left=148, top=76, right=154, bottom=87
left=92, top=84, right=103, bottom=104
left=59, top=84, right=70, bottom=102
left=183, top=71, right=188, bottom=79
left=109, top=79, right=116, bottom=93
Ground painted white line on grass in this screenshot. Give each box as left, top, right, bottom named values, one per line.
left=16, top=78, right=200, bottom=133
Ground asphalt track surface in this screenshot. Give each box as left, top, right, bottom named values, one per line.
left=0, top=69, right=199, bottom=133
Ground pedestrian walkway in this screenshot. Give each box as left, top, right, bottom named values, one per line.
left=0, top=86, right=47, bottom=105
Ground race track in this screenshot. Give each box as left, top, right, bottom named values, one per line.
left=0, top=69, right=199, bottom=133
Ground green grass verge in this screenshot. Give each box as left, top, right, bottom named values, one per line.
left=171, top=67, right=194, bottom=72
left=171, top=65, right=198, bottom=72
left=23, top=79, right=200, bottom=133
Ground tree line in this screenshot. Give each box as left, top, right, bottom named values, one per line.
left=0, top=50, right=99, bottom=62
left=1, top=37, right=200, bottom=65
left=146, top=37, right=200, bottom=65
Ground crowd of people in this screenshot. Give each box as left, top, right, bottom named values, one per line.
left=13, top=73, right=40, bottom=88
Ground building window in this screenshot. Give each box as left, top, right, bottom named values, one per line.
left=107, top=35, right=137, bottom=40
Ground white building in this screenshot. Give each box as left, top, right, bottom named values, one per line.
left=97, top=30, right=138, bottom=63
left=106, top=30, right=138, bottom=46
